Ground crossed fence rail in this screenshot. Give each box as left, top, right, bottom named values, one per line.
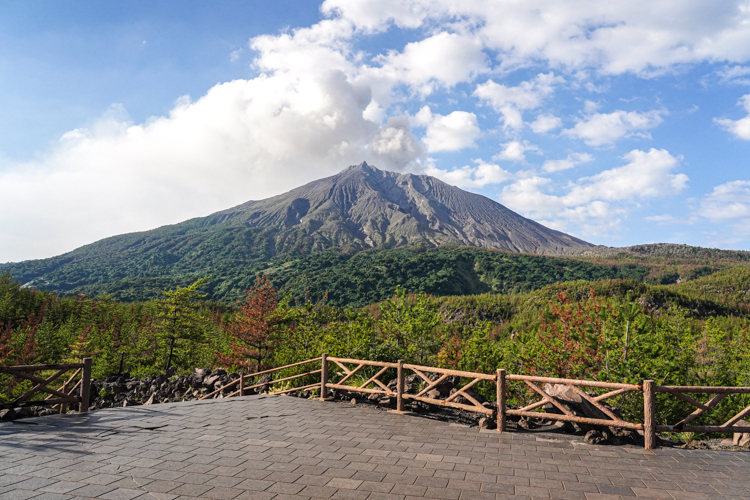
left=0, top=358, right=92, bottom=414
left=3, top=355, right=748, bottom=449
left=200, top=354, right=750, bottom=450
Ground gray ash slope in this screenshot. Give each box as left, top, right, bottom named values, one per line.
left=208, top=162, right=592, bottom=255
left=2, top=162, right=593, bottom=300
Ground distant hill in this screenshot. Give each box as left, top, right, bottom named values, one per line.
left=0, top=162, right=594, bottom=301
left=581, top=243, right=750, bottom=260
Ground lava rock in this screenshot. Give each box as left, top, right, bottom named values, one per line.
left=0, top=409, right=18, bottom=422
left=478, top=417, right=496, bottom=430
left=584, top=430, right=610, bottom=445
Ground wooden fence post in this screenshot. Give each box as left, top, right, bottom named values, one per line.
left=79, top=358, right=92, bottom=413
left=320, top=354, right=328, bottom=400
left=644, top=380, right=656, bottom=450
left=60, top=380, right=68, bottom=414
left=497, top=369, right=506, bottom=432
left=239, top=371, right=245, bottom=397
left=396, top=359, right=405, bottom=412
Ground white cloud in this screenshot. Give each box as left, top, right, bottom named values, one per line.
left=698, top=180, right=750, bottom=219
left=0, top=67, right=427, bottom=262
left=563, top=109, right=665, bottom=146
left=495, top=141, right=537, bottom=162
left=7, top=1, right=750, bottom=260
left=424, top=159, right=510, bottom=189
left=530, top=113, right=563, bottom=134
left=644, top=214, right=677, bottom=223
left=583, top=100, right=600, bottom=114
left=542, top=152, right=593, bottom=172
left=414, top=106, right=481, bottom=152
left=500, top=148, right=687, bottom=235
left=566, top=148, right=686, bottom=204
left=323, top=0, right=750, bottom=76
left=368, top=32, right=488, bottom=98
left=714, top=94, right=750, bottom=139
left=716, top=65, right=750, bottom=85
left=474, top=73, right=563, bottom=130
left=370, top=116, right=425, bottom=166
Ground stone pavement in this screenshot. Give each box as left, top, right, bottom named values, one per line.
left=1, top=395, right=748, bottom=500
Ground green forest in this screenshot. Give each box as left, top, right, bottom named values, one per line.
left=6, top=243, right=747, bottom=306
left=2, top=256, right=749, bottom=433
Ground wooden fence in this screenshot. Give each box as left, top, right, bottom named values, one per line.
left=5, top=355, right=747, bottom=449
left=200, top=354, right=750, bottom=450
left=0, top=358, right=92, bottom=414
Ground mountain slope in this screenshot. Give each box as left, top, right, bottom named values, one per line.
left=203, top=162, right=592, bottom=254
left=1, top=162, right=594, bottom=300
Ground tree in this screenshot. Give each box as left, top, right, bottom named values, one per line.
left=221, top=275, right=288, bottom=372
left=379, top=287, right=441, bottom=364
left=154, top=277, right=211, bottom=372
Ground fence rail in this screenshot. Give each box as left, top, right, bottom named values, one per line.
left=653, top=384, right=750, bottom=438
left=0, top=358, right=92, bottom=413
left=211, top=354, right=749, bottom=449
left=503, top=372, right=644, bottom=433
left=6, top=355, right=746, bottom=450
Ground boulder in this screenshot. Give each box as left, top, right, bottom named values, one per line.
left=733, top=420, right=750, bottom=447
left=542, top=383, right=619, bottom=421
left=478, top=417, right=496, bottom=430
left=426, top=389, right=441, bottom=399
left=585, top=429, right=610, bottom=445
left=0, top=409, right=17, bottom=422
left=448, top=387, right=487, bottom=406
left=426, top=373, right=459, bottom=397
left=16, top=406, right=34, bottom=418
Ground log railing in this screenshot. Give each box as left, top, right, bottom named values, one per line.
left=654, top=385, right=750, bottom=440
left=0, top=358, right=92, bottom=413
left=198, top=357, right=322, bottom=400
left=503, top=373, right=644, bottom=432
left=401, top=362, right=496, bottom=415
left=116, top=354, right=750, bottom=450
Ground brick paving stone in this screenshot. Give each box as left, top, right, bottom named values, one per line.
left=330, top=490, right=369, bottom=500
left=37, top=482, right=84, bottom=495
left=168, top=484, right=213, bottom=498
left=324, top=480, right=361, bottom=491
left=0, top=489, right=41, bottom=500
left=366, top=493, right=406, bottom=500
left=479, top=483, right=514, bottom=495
left=514, top=485, right=550, bottom=498
left=0, top=477, right=27, bottom=489
left=2, top=396, right=749, bottom=500
left=236, top=480, right=274, bottom=492
left=141, top=481, right=184, bottom=493
left=459, top=492, right=496, bottom=500
left=357, top=482, right=393, bottom=494
left=597, top=485, right=635, bottom=497
left=11, top=479, right=58, bottom=492
left=99, top=488, right=147, bottom=500
left=24, top=493, right=75, bottom=500
left=201, top=487, right=245, bottom=500
left=68, top=484, right=117, bottom=498
left=267, top=484, right=306, bottom=496
left=423, top=488, right=461, bottom=500
left=547, top=489, right=586, bottom=500
left=297, top=486, right=337, bottom=499
left=389, top=485, right=427, bottom=497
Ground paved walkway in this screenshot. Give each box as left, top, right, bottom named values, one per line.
left=1, top=395, right=748, bottom=500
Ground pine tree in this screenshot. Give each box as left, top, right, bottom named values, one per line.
left=220, top=275, right=287, bottom=372
left=154, top=277, right=211, bottom=372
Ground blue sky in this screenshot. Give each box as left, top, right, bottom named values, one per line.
left=2, top=1, right=750, bottom=262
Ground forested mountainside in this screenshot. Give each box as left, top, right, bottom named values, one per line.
left=1, top=163, right=593, bottom=301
